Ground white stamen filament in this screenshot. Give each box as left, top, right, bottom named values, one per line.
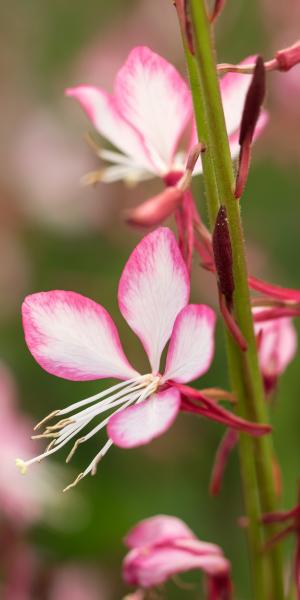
left=16, top=374, right=161, bottom=489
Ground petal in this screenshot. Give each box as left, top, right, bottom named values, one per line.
left=163, top=305, right=216, bottom=384
left=220, top=55, right=259, bottom=136
left=97, top=164, right=153, bottom=184
left=22, top=291, right=138, bottom=381
left=123, top=546, right=229, bottom=588
left=114, top=46, right=192, bottom=173
left=125, top=515, right=195, bottom=549
left=118, top=228, right=190, bottom=372
left=107, top=387, right=180, bottom=448
left=228, top=111, right=269, bottom=160
left=65, top=86, right=154, bottom=172
left=254, top=312, right=297, bottom=377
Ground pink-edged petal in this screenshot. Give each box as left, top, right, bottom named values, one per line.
left=118, top=228, right=190, bottom=372
left=221, top=55, right=260, bottom=136
left=174, top=538, right=223, bottom=557
left=254, top=311, right=297, bottom=377
left=114, top=46, right=192, bottom=173
left=125, top=515, right=195, bottom=549
left=22, top=291, right=138, bottom=381
left=107, top=387, right=180, bottom=448
left=163, top=305, right=216, bottom=384
left=65, top=86, right=154, bottom=173
left=123, top=545, right=229, bottom=588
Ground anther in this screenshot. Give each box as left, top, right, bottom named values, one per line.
left=34, top=410, right=60, bottom=431
left=31, top=433, right=58, bottom=440
left=63, top=472, right=84, bottom=493
left=66, top=437, right=85, bottom=463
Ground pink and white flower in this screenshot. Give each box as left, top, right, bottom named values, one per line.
left=254, top=309, right=297, bottom=392
left=17, top=228, right=216, bottom=489
left=123, top=515, right=231, bottom=598
left=66, top=46, right=268, bottom=185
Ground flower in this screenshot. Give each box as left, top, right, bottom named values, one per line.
left=0, top=363, right=72, bottom=526
left=253, top=309, right=297, bottom=392
left=17, top=228, right=216, bottom=489
left=66, top=46, right=268, bottom=185
left=49, top=564, right=109, bottom=600
left=122, top=515, right=231, bottom=599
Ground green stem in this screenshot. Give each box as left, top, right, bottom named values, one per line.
left=180, top=1, right=285, bottom=598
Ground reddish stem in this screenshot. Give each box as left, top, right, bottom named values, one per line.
left=209, top=429, right=238, bottom=495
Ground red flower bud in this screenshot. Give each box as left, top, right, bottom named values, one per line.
left=212, top=206, right=234, bottom=310
left=174, top=0, right=194, bottom=54
left=209, top=0, right=227, bottom=23
left=235, top=56, right=266, bottom=198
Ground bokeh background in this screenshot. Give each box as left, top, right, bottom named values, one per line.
left=1, top=1, right=300, bottom=598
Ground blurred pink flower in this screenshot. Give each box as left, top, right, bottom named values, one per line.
left=18, top=227, right=216, bottom=489
left=123, top=515, right=231, bottom=599
left=0, top=363, right=75, bottom=526
left=49, top=564, right=109, bottom=600
left=1, top=538, right=35, bottom=600
left=66, top=46, right=267, bottom=185
left=253, top=309, right=297, bottom=392
left=12, top=110, right=113, bottom=231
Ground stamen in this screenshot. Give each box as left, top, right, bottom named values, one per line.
left=45, top=418, right=75, bottom=431
left=58, top=377, right=145, bottom=416
left=46, top=440, right=56, bottom=452
left=80, top=170, right=105, bottom=187
left=16, top=375, right=154, bottom=483
left=16, top=374, right=161, bottom=491
left=34, top=410, right=60, bottom=431
left=63, top=440, right=113, bottom=492
left=65, top=392, right=139, bottom=463
left=31, top=433, right=58, bottom=440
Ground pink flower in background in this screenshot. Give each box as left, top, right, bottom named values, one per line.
left=66, top=46, right=267, bottom=185
left=49, top=564, right=109, bottom=600
left=12, top=110, right=113, bottom=232
left=17, top=227, right=216, bottom=489
left=0, top=363, right=70, bottom=526
left=123, top=515, right=231, bottom=599
left=254, top=309, right=297, bottom=392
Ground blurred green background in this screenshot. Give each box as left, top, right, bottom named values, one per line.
left=1, top=0, right=300, bottom=598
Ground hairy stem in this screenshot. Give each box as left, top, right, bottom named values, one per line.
left=177, top=1, right=285, bottom=597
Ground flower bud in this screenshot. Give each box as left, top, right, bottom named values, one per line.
left=212, top=206, right=234, bottom=310
left=125, top=188, right=183, bottom=228
left=276, top=41, right=300, bottom=72
left=209, top=0, right=227, bottom=23
left=235, top=56, right=266, bottom=198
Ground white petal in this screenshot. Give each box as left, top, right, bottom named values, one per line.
left=114, top=46, right=192, bottom=173
left=163, top=305, right=216, bottom=383
left=220, top=56, right=258, bottom=136
left=107, top=387, right=180, bottom=448
left=118, top=228, right=190, bottom=372
left=66, top=86, right=154, bottom=172
left=22, top=291, right=138, bottom=381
